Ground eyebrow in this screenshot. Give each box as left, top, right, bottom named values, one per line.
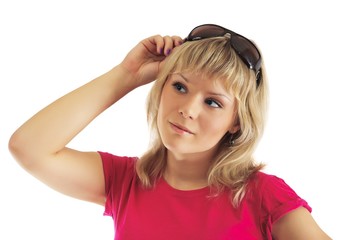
left=177, top=73, right=232, bottom=102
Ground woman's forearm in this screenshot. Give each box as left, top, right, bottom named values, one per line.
left=9, top=64, right=135, bottom=165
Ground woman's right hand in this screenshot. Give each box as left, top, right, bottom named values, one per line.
left=120, top=35, right=183, bottom=88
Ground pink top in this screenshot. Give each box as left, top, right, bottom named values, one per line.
left=99, top=151, right=311, bottom=240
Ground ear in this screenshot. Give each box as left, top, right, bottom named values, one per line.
left=229, top=124, right=240, bottom=134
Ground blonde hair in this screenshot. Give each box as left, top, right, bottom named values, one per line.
left=136, top=36, right=268, bottom=207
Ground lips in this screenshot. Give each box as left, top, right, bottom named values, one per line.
left=169, top=122, right=194, bottom=134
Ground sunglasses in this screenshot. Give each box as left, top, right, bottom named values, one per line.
left=184, top=24, right=262, bottom=87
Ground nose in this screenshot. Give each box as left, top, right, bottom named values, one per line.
left=178, top=96, right=201, bottom=120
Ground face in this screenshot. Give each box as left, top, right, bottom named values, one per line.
left=157, top=72, right=239, bottom=160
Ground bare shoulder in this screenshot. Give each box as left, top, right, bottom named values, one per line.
left=272, top=207, right=332, bottom=240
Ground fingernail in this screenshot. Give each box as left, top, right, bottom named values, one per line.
left=166, top=49, right=171, bottom=55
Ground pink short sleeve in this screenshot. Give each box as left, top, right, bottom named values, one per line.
left=98, top=151, right=137, bottom=217
left=257, top=173, right=312, bottom=237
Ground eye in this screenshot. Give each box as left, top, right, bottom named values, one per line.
left=205, top=98, right=222, bottom=108
left=172, top=82, right=187, bottom=93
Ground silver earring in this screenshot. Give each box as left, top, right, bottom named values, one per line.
left=229, top=135, right=235, bottom=145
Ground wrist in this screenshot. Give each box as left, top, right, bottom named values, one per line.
left=109, top=64, right=139, bottom=93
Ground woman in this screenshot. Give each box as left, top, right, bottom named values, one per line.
left=9, top=24, right=331, bottom=239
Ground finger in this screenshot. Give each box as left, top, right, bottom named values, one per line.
left=147, top=35, right=183, bottom=56
left=173, top=36, right=184, bottom=47
left=142, top=35, right=164, bottom=56
left=163, top=35, right=183, bottom=56
left=152, top=34, right=167, bottom=55
left=161, top=35, right=172, bottom=56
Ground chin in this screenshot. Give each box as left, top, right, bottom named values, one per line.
left=164, top=143, right=191, bottom=155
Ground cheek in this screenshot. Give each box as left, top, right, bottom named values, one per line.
left=205, top=108, right=237, bottom=135
left=157, top=96, right=168, bottom=119
left=157, top=101, right=165, bottom=128
left=158, top=87, right=177, bottom=116
left=157, top=92, right=172, bottom=128
left=202, top=115, right=230, bottom=137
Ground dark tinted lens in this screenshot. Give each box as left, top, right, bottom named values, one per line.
left=188, top=25, right=225, bottom=40
left=231, top=35, right=261, bottom=71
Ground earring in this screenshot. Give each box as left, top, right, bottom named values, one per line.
left=229, top=135, right=235, bottom=145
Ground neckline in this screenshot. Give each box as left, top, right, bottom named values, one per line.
left=158, top=177, right=210, bottom=197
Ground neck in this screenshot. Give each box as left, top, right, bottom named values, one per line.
left=164, top=150, right=213, bottom=190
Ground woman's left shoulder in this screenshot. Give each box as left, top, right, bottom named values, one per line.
left=249, top=171, right=297, bottom=188
left=246, top=170, right=312, bottom=213
left=247, top=171, right=286, bottom=189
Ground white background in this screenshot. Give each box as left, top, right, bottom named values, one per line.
left=1, top=0, right=359, bottom=239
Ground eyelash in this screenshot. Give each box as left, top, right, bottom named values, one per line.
left=172, top=82, right=186, bottom=93
left=171, top=82, right=223, bottom=108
